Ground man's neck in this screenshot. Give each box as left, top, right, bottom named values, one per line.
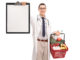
left=40, top=14, right=45, bottom=18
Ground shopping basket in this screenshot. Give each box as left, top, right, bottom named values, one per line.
left=50, top=33, right=68, bottom=58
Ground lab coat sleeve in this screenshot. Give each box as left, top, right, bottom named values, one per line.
left=30, top=16, right=38, bottom=60
left=30, top=16, right=37, bottom=46
left=47, top=20, right=52, bottom=60
left=47, top=19, right=52, bottom=35
left=48, top=20, right=54, bottom=35
left=30, top=16, right=36, bottom=36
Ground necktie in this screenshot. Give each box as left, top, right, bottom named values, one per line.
left=42, top=17, right=45, bottom=37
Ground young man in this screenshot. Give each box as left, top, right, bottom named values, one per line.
left=36, top=3, right=50, bottom=60
left=31, top=3, right=51, bottom=60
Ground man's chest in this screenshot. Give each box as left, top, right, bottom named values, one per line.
left=37, top=19, right=49, bottom=27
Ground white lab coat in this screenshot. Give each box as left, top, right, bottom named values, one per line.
left=30, top=15, right=51, bottom=60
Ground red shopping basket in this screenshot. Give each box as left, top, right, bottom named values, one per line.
left=50, top=44, right=68, bottom=58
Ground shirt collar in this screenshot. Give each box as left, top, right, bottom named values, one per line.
left=37, top=15, right=46, bottom=20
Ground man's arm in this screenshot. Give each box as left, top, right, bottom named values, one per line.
left=30, top=16, right=36, bottom=36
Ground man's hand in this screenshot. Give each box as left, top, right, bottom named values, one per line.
left=21, top=2, right=27, bottom=5
left=54, top=31, right=60, bottom=36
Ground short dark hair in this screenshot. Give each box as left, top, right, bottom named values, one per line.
left=38, top=3, right=46, bottom=8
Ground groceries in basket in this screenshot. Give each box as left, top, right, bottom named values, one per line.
left=50, top=31, right=68, bottom=58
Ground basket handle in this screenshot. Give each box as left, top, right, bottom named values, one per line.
left=51, top=33, right=65, bottom=40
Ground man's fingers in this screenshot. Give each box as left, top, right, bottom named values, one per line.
left=53, top=31, right=60, bottom=36
left=21, top=2, right=27, bottom=5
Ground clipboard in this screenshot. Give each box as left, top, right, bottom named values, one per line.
left=6, top=2, right=30, bottom=34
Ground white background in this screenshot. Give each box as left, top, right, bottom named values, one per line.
left=0, top=0, right=80, bottom=60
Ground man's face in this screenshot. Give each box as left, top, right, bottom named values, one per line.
left=38, top=5, right=46, bottom=16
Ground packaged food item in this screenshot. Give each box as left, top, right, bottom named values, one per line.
left=60, top=44, right=68, bottom=50
left=53, top=46, right=61, bottom=50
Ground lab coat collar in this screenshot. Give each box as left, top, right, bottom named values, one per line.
left=37, top=15, right=47, bottom=21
